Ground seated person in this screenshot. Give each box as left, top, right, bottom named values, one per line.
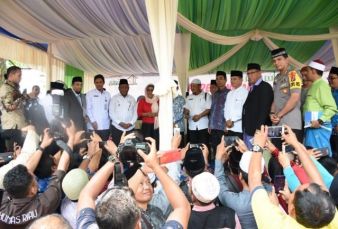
left=250, top=125, right=338, bottom=229
left=0, top=121, right=75, bottom=229
left=188, top=172, right=241, bottom=229
left=215, top=136, right=271, bottom=229
left=76, top=137, right=191, bottom=229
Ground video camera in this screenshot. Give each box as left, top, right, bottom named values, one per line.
left=49, top=89, right=71, bottom=141
left=117, top=131, right=149, bottom=163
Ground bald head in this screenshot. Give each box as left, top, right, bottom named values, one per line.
left=27, top=214, right=72, bottom=229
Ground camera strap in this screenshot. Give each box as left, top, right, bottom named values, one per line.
left=114, top=162, right=127, bottom=186
left=56, top=140, right=73, bottom=157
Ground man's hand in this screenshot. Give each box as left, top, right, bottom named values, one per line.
left=235, top=138, right=248, bottom=153
left=171, top=133, right=182, bottom=149
left=104, top=140, right=117, bottom=156
left=62, top=120, right=76, bottom=139
left=28, top=91, right=36, bottom=99
left=119, top=122, right=127, bottom=129
left=137, top=137, right=158, bottom=169
left=208, top=127, right=211, bottom=134
left=74, top=130, right=86, bottom=145
left=13, top=142, right=22, bottom=159
left=84, top=116, right=90, bottom=123
left=310, top=120, right=321, bottom=129
left=265, top=140, right=276, bottom=153
left=120, top=132, right=135, bottom=144
left=92, top=121, right=98, bottom=130
left=181, top=143, right=190, bottom=159
left=254, top=125, right=268, bottom=148
left=40, top=128, right=54, bottom=149
left=201, top=143, right=209, bottom=165
left=270, top=114, right=280, bottom=125
left=226, top=120, right=234, bottom=128
left=87, top=141, right=100, bottom=158
left=278, top=149, right=291, bottom=168
left=21, top=125, right=35, bottom=133
left=281, top=125, right=299, bottom=147
left=215, top=136, right=232, bottom=160
left=90, top=131, right=102, bottom=143
left=192, top=115, right=201, bottom=122
left=309, top=148, right=322, bottom=160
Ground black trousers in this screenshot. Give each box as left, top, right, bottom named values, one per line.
left=111, top=125, right=134, bottom=146
left=210, top=130, right=225, bottom=159
left=272, top=129, right=302, bottom=150
left=226, top=130, right=243, bottom=139
left=1, top=129, right=23, bottom=151
left=141, top=123, right=159, bottom=150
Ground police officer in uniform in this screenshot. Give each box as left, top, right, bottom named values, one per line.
left=270, top=48, right=302, bottom=149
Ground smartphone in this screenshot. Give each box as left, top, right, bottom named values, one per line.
left=190, top=143, right=202, bottom=148
left=82, top=132, right=92, bottom=139
left=284, top=144, right=295, bottom=154
left=0, top=152, right=14, bottom=165
left=267, top=126, right=284, bottom=138
left=317, top=147, right=329, bottom=157
left=159, top=149, right=182, bottom=165
left=224, top=136, right=239, bottom=147
left=99, top=141, right=107, bottom=149
left=274, top=175, right=285, bottom=193
left=173, top=128, right=180, bottom=136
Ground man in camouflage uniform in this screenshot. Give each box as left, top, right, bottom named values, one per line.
left=0, top=66, right=36, bottom=151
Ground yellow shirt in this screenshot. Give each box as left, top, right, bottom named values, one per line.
left=252, top=187, right=338, bottom=229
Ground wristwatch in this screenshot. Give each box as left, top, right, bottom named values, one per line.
left=36, top=146, right=44, bottom=152
left=108, top=155, right=116, bottom=163
left=252, top=145, right=264, bottom=153
left=83, top=155, right=92, bottom=161
left=318, top=119, right=324, bottom=125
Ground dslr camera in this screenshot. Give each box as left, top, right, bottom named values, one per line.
left=117, top=131, right=149, bottom=163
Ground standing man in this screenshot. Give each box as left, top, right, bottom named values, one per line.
left=0, top=66, right=36, bottom=150
left=40, top=81, right=65, bottom=123
left=184, top=79, right=211, bottom=148
left=300, top=66, right=312, bottom=110
left=109, top=79, right=137, bottom=146
left=173, top=80, right=186, bottom=148
left=270, top=48, right=302, bottom=149
left=303, top=60, right=337, bottom=156
left=210, top=79, right=218, bottom=96
left=63, top=76, right=88, bottom=132
left=224, top=71, right=249, bottom=139
left=329, top=66, right=338, bottom=159
left=86, top=74, right=111, bottom=141
left=209, top=71, right=230, bottom=158
left=242, top=63, right=273, bottom=148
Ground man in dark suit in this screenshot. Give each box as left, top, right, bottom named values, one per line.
left=63, top=76, right=88, bottom=132
left=242, top=63, right=273, bottom=148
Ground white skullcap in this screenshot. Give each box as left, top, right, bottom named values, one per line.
left=239, top=151, right=265, bottom=174
left=191, top=79, right=201, bottom=84
left=62, top=169, right=89, bottom=200
left=192, top=172, right=220, bottom=203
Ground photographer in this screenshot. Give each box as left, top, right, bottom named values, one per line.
left=76, top=138, right=190, bottom=229
left=0, top=121, right=76, bottom=229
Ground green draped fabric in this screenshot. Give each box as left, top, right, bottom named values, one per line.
left=178, top=0, right=338, bottom=72
left=64, top=64, right=84, bottom=92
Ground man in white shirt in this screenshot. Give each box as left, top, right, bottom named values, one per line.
left=184, top=79, right=212, bottom=147
left=109, top=79, right=137, bottom=145
left=224, top=71, right=249, bottom=139
left=40, top=81, right=64, bottom=123
left=86, top=74, right=111, bottom=141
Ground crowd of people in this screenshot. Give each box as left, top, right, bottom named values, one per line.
left=0, top=47, right=338, bottom=229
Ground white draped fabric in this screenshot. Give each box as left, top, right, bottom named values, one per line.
left=145, top=0, right=178, bottom=150
left=83, top=72, right=96, bottom=93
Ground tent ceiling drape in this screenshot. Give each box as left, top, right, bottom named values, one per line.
left=0, top=0, right=338, bottom=77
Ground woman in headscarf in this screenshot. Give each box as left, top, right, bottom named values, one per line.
left=137, top=84, right=159, bottom=149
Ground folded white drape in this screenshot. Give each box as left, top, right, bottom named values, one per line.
left=174, top=33, right=191, bottom=94
left=145, top=0, right=178, bottom=150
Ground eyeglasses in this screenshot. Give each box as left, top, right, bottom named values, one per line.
left=328, top=77, right=338, bottom=81
left=247, top=71, right=259, bottom=76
